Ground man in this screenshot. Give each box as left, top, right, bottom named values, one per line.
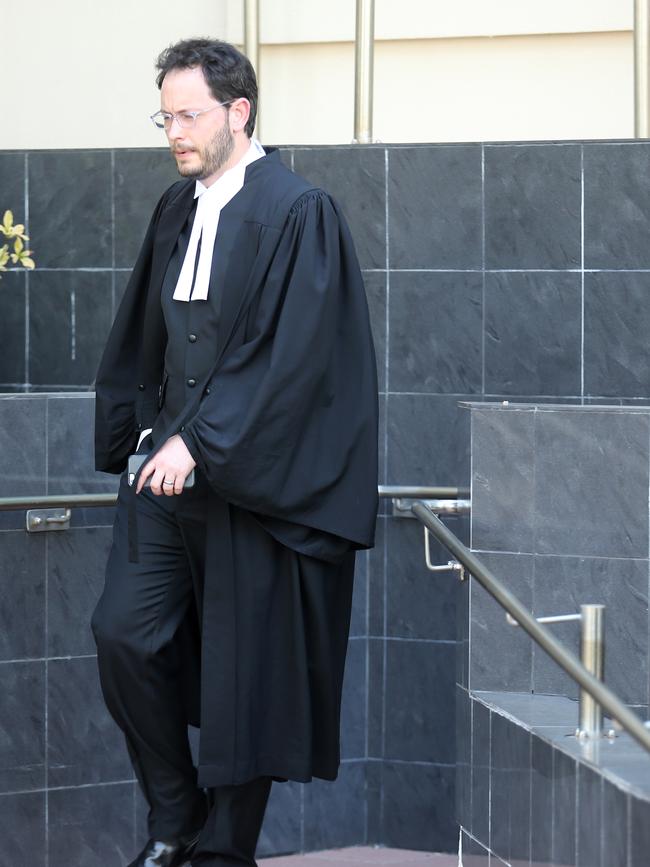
left=91, top=38, right=378, bottom=867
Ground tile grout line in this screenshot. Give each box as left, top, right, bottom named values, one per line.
left=379, top=145, right=390, bottom=841
left=111, top=149, right=117, bottom=318
left=24, top=152, right=30, bottom=391
left=480, top=143, right=486, bottom=396
left=580, top=144, right=585, bottom=402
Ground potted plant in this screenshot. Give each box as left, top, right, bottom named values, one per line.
left=0, top=210, right=35, bottom=277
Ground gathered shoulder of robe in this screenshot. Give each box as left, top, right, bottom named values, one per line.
left=94, top=149, right=379, bottom=786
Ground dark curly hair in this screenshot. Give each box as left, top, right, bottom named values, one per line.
left=156, top=38, right=258, bottom=137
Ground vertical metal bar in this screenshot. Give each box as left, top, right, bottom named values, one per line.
left=635, top=0, right=650, bottom=137
left=244, top=0, right=261, bottom=138
left=354, top=0, right=375, bottom=143
left=578, top=604, right=605, bottom=738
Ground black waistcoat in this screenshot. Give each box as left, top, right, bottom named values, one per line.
left=152, top=203, right=220, bottom=446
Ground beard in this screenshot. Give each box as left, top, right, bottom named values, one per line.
left=174, top=121, right=235, bottom=180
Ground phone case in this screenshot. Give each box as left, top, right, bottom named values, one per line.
left=127, top=453, right=195, bottom=488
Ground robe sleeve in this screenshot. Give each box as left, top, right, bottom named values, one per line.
left=179, top=189, right=378, bottom=548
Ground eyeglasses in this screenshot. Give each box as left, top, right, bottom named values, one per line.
left=149, top=100, right=235, bottom=130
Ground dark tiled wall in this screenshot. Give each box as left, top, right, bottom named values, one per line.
left=6, top=139, right=650, bottom=858
left=468, top=403, right=650, bottom=709
left=0, top=393, right=371, bottom=866
left=458, top=689, right=650, bottom=866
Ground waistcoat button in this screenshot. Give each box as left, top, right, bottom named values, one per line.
left=137, top=383, right=145, bottom=391
left=188, top=333, right=197, bottom=343
left=187, top=378, right=196, bottom=388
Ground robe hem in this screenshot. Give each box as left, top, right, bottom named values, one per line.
left=197, top=753, right=340, bottom=788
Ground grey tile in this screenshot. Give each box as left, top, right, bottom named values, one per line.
left=388, top=145, right=482, bottom=269
left=367, top=638, right=383, bottom=758
left=630, top=794, right=650, bottom=867
left=490, top=712, right=530, bottom=865
left=477, top=690, right=578, bottom=729
left=484, top=144, right=581, bottom=269
left=47, top=395, right=118, bottom=494
left=364, top=270, right=387, bottom=393
left=584, top=142, right=650, bottom=269
left=350, top=548, right=368, bottom=638
left=531, top=737, right=553, bottom=865
left=48, top=782, right=136, bottom=867
left=0, top=791, right=45, bottom=867
left=256, top=780, right=302, bottom=857
left=457, top=567, right=469, bottom=689
left=552, top=749, right=577, bottom=867
left=471, top=406, right=535, bottom=554
left=386, top=516, right=458, bottom=640
left=0, top=396, right=46, bottom=497
left=456, top=685, right=471, bottom=831
left=387, top=394, right=472, bottom=487
left=461, top=831, right=491, bottom=865
left=384, top=639, right=455, bottom=764
left=382, top=761, right=457, bottom=853
left=302, top=761, right=366, bottom=850
left=601, top=780, right=627, bottom=867
left=388, top=271, right=483, bottom=394
left=471, top=699, right=491, bottom=845
left=576, top=764, right=602, bottom=867
left=533, top=555, right=648, bottom=705
left=0, top=531, right=45, bottom=661
left=340, top=639, right=367, bottom=760
left=47, top=656, right=133, bottom=787
left=293, top=147, right=386, bottom=269
left=113, top=149, right=179, bottom=267
left=378, top=391, right=387, bottom=489
left=0, top=661, right=45, bottom=793
left=29, top=271, right=113, bottom=386
left=368, top=517, right=385, bottom=636
left=469, top=553, right=533, bottom=693
left=0, top=270, right=26, bottom=385
left=365, top=760, right=382, bottom=844
left=0, top=152, right=26, bottom=217
left=47, top=526, right=112, bottom=657
left=484, top=272, right=581, bottom=396
left=534, top=410, right=649, bottom=558
left=584, top=272, right=650, bottom=398
left=28, top=151, right=112, bottom=267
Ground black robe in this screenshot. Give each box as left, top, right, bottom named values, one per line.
left=94, top=149, right=378, bottom=786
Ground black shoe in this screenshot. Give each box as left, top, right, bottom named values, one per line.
left=127, top=832, right=200, bottom=867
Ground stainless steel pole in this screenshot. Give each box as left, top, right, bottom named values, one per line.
left=578, top=604, right=605, bottom=739
left=635, top=0, right=650, bottom=137
left=244, top=0, right=261, bottom=138
left=354, top=0, right=375, bottom=143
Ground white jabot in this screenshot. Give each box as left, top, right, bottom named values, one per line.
left=172, top=138, right=265, bottom=302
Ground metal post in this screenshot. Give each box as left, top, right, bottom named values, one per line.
left=577, top=604, right=605, bottom=739
left=244, top=0, right=261, bottom=138
left=635, top=0, right=650, bottom=137
left=354, top=0, right=375, bottom=143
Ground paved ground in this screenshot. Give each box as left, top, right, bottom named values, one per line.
left=259, top=847, right=458, bottom=865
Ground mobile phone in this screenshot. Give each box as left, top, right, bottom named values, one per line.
left=127, top=453, right=195, bottom=488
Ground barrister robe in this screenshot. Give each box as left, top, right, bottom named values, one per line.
left=94, top=149, right=379, bottom=787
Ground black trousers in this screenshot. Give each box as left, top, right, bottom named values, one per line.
left=91, top=466, right=271, bottom=866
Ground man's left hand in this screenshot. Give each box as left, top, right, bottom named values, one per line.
left=136, top=434, right=197, bottom=496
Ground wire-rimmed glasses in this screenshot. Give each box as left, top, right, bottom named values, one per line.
left=150, top=100, right=235, bottom=131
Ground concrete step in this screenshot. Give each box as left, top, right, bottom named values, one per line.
left=259, top=846, right=458, bottom=865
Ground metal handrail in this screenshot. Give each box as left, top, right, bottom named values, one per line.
left=354, top=0, right=375, bottom=143
left=0, top=485, right=467, bottom=513
left=411, top=501, right=650, bottom=755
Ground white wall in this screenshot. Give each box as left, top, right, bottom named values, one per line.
left=1, top=0, right=636, bottom=149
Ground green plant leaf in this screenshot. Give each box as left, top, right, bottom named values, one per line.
left=13, top=237, right=23, bottom=255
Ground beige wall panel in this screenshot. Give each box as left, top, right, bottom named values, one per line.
left=372, top=32, right=633, bottom=143
left=228, top=0, right=631, bottom=46
left=260, top=32, right=633, bottom=145
left=2, top=0, right=228, bottom=150
left=259, top=43, right=356, bottom=144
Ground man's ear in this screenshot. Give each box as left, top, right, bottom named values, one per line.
left=230, top=98, right=251, bottom=134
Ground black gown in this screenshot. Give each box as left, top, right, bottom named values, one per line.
left=94, top=148, right=379, bottom=787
